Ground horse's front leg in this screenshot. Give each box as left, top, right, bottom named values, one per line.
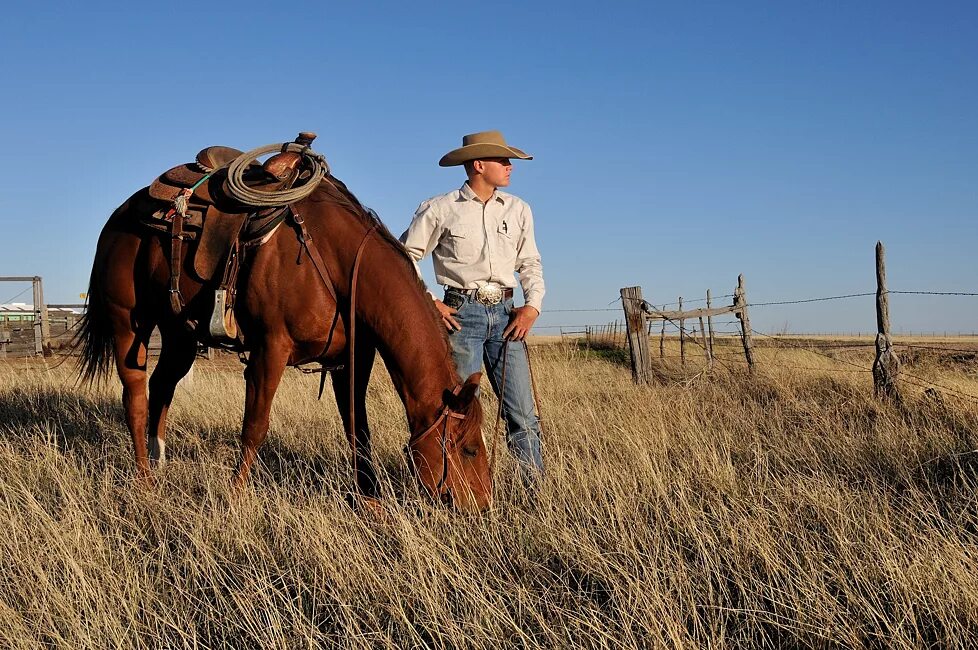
left=331, top=334, right=378, bottom=499
left=233, top=340, right=290, bottom=488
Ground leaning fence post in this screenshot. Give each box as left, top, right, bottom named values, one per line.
left=620, top=286, right=653, bottom=384
left=699, top=314, right=712, bottom=370
left=873, top=242, right=901, bottom=400
left=679, top=296, right=686, bottom=366
left=734, top=274, right=756, bottom=372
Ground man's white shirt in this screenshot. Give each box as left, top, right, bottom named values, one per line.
left=399, top=182, right=545, bottom=312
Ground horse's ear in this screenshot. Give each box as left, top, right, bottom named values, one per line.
left=459, top=372, right=482, bottom=404
left=445, top=372, right=481, bottom=411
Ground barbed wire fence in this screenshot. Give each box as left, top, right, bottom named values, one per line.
left=544, top=243, right=978, bottom=403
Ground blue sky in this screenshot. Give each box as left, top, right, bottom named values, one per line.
left=1, top=1, right=975, bottom=334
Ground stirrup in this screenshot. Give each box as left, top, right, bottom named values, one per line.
left=208, top=289, right=238, bottom=340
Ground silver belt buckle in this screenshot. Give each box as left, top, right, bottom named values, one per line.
left=475, top=283, right=503, bottom=306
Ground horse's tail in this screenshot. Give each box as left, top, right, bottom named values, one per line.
left=72, top=245, right=114, bottom=384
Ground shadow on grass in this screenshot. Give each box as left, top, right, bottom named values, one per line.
left=254, top=435, right=422, bottom=504
left=574, top=341, right=630, bottom=366
left=572, top=340, right=730, bottom=383
left=0, top=383, right=435, bottom=509
left=0, top=386, right=124, bottom=450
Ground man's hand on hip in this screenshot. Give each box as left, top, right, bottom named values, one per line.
left=503, top=306, right=540, bottom=341
left=434, top=299, right=461, bottom=332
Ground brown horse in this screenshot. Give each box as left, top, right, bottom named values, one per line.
left=75, top=154, right=492, bottom=510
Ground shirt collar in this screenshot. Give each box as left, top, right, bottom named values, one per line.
left=459, top=181, right=505, bottom=205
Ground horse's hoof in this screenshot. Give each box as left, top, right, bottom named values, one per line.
left=148, top=437, right=166, bottom=468
left=346, top=494, right=388, bottom=521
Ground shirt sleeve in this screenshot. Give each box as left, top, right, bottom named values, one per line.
left=515, top=203, right=545, bottom=313
left=399, top=199, right=442, bottom=298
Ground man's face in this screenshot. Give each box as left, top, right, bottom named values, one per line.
left=476, top=158, right=512, bottom=188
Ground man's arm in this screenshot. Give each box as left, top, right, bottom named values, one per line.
left=399, top=201, right=461, bottom=331
left=503, top=203, right=544, bottom=340
left=399, top=200, right=442, bottom=279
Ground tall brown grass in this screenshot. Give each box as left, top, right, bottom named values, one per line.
left=0, top=342, right=976, bottom=648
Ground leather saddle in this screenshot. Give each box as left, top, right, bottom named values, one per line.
left=144, top=143, right=307, bottom=282
left=148, top=145, right=245, bottom=203
left=140, top=134, right=316, bottom=345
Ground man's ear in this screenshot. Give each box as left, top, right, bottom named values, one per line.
left=444, top=372, right=482, bottom=411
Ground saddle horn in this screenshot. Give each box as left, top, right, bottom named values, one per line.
left=264, top=132, right=318, bottom=181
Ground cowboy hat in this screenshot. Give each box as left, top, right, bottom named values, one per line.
left=438, top=130, right=533, bottom=167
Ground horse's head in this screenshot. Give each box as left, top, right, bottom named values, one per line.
left=407, top=372, right=491, bottom=510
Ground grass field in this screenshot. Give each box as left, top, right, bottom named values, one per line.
left=1, top=339, right=976, bottom=648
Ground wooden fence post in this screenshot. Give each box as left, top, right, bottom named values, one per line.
left=679, top=296, right=686, bottom=366
left=620, top=286, right=652, bottom=384
left=32, top=276, right=51, bottom=356
left=734, top=274, right=755, bottom=372
left=873, top=242, right=901, bottom=400
left=706, top=289, right=715, bottom=353
left=659, top=319, right=666, bottom=359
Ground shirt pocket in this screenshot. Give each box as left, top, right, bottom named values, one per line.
left=495, top=221, right=517, bottom=256
left=446, top=224, right=480, bottom=259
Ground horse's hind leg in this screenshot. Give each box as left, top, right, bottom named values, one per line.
left=147, top=325, right=198, bottom=467
left=109, top=303, right=156, bottom=480
left=233, top=340, right=291, bottom=488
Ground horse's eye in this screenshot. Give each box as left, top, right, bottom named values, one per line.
left=462, top=446, right=478, bottom=458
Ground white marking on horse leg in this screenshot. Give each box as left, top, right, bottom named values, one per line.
left=149, top=437, right=166, bottom=467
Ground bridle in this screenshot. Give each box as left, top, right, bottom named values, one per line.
left=404, top=384, right=467, bottom=501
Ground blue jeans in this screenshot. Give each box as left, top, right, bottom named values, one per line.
left=448, top=294, right=544, bottom=487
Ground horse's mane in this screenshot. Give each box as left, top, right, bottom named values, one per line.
left=308, top=173, right=457, bottom=372
left=311, top=174, right=418, bottom=275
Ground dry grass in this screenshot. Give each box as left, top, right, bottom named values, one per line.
left=1, top=342, right=977, bottom=648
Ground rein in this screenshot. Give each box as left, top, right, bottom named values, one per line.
left=488, top=339, right=545, bottom=476
left=347, top=223, right=378, bottom=484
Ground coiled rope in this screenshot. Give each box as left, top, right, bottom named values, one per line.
left=225, top=142, right=330, bottom=207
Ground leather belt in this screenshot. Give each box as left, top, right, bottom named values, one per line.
left=445, top=285, right=513, bottom=306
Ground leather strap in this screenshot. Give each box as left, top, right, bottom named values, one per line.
left=291, top=207, right=338, bottom=303
left=168, top=194, right=188, bottom=315
left=489, top=341, right=508, bottom=471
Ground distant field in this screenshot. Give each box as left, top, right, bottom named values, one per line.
left=1, top=340, right=976, bottom=648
